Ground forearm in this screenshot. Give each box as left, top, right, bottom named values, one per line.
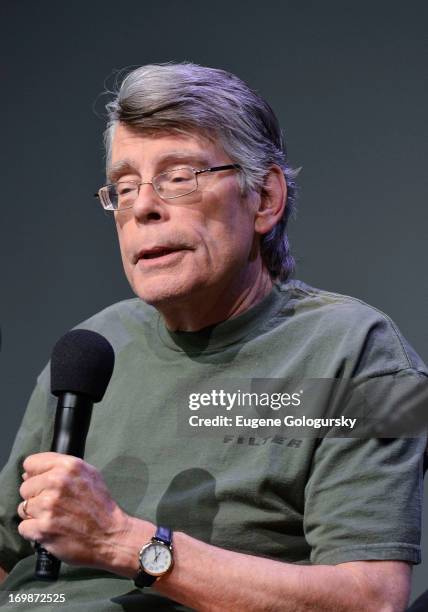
left=156, top=532, right=378, bottom=612
left=108, top=517, right=393, bottom=612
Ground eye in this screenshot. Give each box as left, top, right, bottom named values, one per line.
left=166, top=168, right=194, bottom=182
left=171, top=175, right=189, bottom=183
left=115, top=182, right=137, bottom=196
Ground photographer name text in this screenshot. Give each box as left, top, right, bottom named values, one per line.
left=188, top=415, right=357, bottom=430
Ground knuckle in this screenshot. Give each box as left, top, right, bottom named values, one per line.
left=46, top=471, right=57, bottom=487
left=48, top=491, right=61, bottom=510
left=39, top=516, right=53, bottom=536
left=63, top=456, right=82, bottom=476
left=48, top=470, right=64, bottom=488
left=50, top=469, right=71, bottom=493
left=86, top=460, right=97, bottom=473
left=42, top=492, right=60, bottom=512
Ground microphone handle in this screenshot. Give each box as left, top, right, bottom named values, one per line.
left=34, top=393, right=93, bottom=580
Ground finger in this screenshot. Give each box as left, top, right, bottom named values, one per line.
left=18, top=493, right=60, bottom=522
left=17, top=499, right=34, bottom=521
left=18, top=517, right=45, bottom=543
left=19, top=471, right=54, bottom=501
left=23, top=452, right=82, bottom=477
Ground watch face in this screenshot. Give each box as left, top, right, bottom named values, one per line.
left=140, top=542, right=173, bottom=576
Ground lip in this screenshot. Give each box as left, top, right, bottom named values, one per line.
left=134, top=246, right=190, bottom=266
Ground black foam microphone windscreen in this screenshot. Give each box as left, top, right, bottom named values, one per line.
left=51, top=329, right=115, bottom=402
left=34, top=329, right=115, bottom=580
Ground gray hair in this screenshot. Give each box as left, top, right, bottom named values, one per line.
left=104, top=62, right=298, bottom=281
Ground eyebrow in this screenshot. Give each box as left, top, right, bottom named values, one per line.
left=107, top=152, right=214, bottom=183
left=107, top=159, right=139, bottom=183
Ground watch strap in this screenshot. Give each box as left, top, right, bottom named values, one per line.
left=155, top=526, right=172, bottom=546
left=134, top=569, right=157, bottom=588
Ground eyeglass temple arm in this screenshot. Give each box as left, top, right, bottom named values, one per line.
left=195, top=164, right=241, bottom=175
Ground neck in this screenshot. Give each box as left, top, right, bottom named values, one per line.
left=158, top=264, right=274, bottom=332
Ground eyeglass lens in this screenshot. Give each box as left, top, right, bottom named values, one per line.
left=107, top=168, right=197, bottom=209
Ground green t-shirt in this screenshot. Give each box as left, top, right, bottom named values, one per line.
left=0, top=280, right=426, bottom=610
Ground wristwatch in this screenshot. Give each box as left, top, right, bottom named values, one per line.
left=134, top=526, right=174, bottom=588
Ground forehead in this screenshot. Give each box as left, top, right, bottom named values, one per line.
left=108, top=124, right=229, bottom=178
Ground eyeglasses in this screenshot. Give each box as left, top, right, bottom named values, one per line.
left=94, top=164, right=241, bottom=211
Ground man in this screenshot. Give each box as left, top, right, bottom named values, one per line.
left=0, top=63, right=426, bottom=611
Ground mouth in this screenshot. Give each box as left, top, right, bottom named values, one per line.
left=134, top=246, right=190, bottom=265
left=141, top=248, right=179, bottom=260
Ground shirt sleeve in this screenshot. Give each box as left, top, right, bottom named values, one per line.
left=303, top=370, right=426, bottom=566
left=0, top=368, right=55, bottom=572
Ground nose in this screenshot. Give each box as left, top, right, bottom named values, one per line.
left=131, top=182, right=169, bottom=223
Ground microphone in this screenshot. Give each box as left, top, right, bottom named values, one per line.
left=34, top=329, right=115, bottom=580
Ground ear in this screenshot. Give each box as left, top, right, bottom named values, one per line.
left=254, top=165, right=287, bottom=235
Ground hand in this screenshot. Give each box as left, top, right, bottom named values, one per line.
left=17, top=452, right=132, bottom=570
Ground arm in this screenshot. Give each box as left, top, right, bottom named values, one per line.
left=17, top=453, right=412, bottom=612
left=114, top=516, right=412, bottom=612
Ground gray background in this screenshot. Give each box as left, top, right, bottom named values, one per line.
left=1, top=0, right=427, bottom=604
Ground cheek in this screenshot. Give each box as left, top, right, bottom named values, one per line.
left=115, top=216, right=131, bottom=254
left=207, top=202, right=255, bottom=249
left=198, top=220, right=254, bottom=275
left=115, top=223, right=134, bottom=277
left=198, top=193, right=252, bottom=249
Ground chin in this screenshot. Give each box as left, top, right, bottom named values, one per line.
left=131, top=271, right=203, bottom=307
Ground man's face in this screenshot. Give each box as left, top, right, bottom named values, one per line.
left=110, top=124, right=260, bottom=307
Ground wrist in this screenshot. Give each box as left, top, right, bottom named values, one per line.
left=106, top=512, right=155, bottom=579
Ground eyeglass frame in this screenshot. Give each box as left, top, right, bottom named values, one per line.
left=94, top=163, right=242, bottom=211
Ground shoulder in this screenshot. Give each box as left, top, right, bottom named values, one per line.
left=281, top=279, right=398, bottom=327
left=277, top=279, right=428, bottom=378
